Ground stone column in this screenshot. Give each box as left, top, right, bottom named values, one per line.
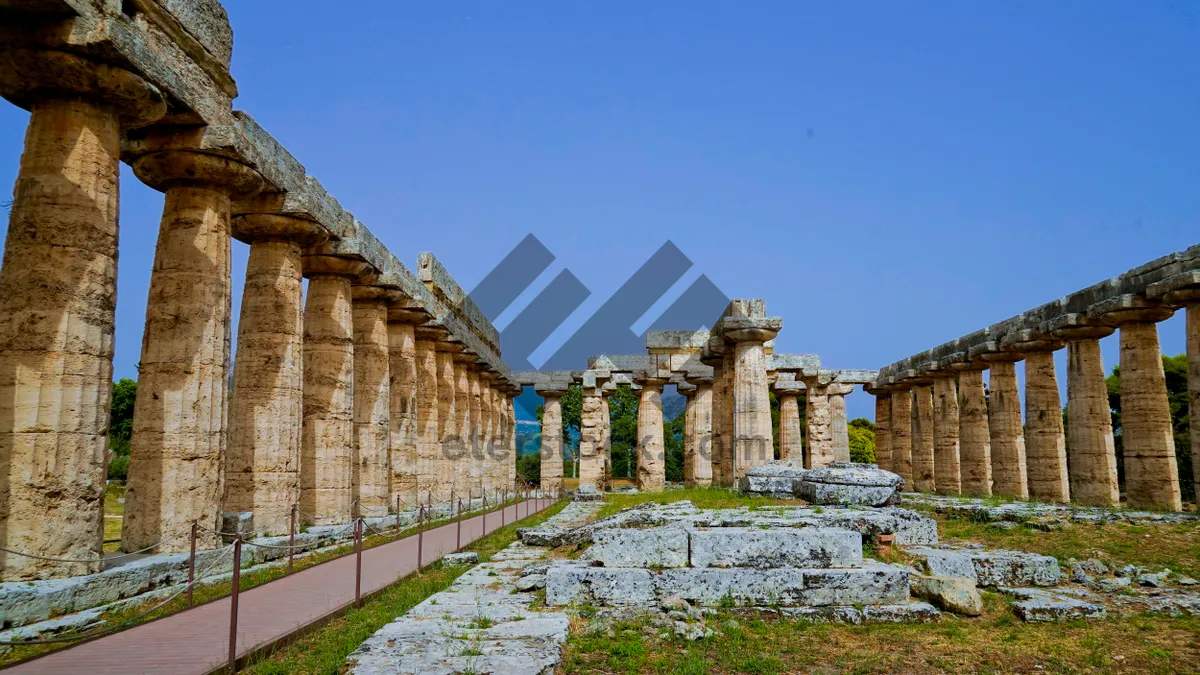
left=704, top=348, right=728, bottom=487
left=1094, top=298, right=1181, bottom=511
left=956, top=369, right=992, bottom=497
left=889, top=388, right=913, bottom=484
left=297, top=258, right=365, bottom=526
left=688, top=377, right=714, bottom=486
left=601, top=388, right=614, bottom=487
left=449, top=355, right=472, bottom=498
left=680, top=384, right=697, bottom=483
left=719, top=349, right=737, bottom=482
left=351, top=290, right=392, bottom=514
left=463, top=361, right=481, bottom=494
left=0, top=50, right=164, bottom=579
left=412, top=331, right=441, bottom=505
left=776, top=389, right=804, bottom=464
left=727, top=322, right=779, bottom=477
left=1024, top=351, right=1069, bottom=503
left=537, top=386, right=566, bottom=493
left=478, top=375, right=494, bottom=497
left=827, top=383, right=855, bottom=463
left=507, top=392, right=519, bottom=487
left=871, top=391, right=892, bottom=472
left=579, top=387, right=605, bottom=491
left=909, top=382, right=936, bottom=492
left=122, top=150, right=264, bottom=552
left=434, top=344, right=461, bottom=502
left=223, top=215, right=325, bottom=535
left=930, top=376, right=961, bottom=495
left=804, top=378, right=834, bottom=468
left=1150, top=281, right=1200, bottom=505
left=386, top=312, right=420, bottom=508
left=636, top=376, right=667, bottom=491
left=982, top=357, right=1028, bottom=499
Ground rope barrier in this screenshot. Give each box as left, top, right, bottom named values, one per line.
left=0, top=539, right=162, bottom=565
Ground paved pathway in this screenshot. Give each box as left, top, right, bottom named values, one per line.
left=5, top=497, right=558, bottom=675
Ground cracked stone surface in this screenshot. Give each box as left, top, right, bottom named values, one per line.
left=688, top=527, right=862, bottom=570
left=580, top=527, right=690, bottom=568
left=906, top=545, right=1060, bottom=588
left=346, top=501, right=602, bottom=675
left=901, top=494, right=1200, bottom=527
left=795, top=462, right=904, bottom=507
left=1001, top=587, right=1107, bottom=622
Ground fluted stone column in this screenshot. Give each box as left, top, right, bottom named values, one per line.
left=478, top=376, right=494, bottom=496
left=123, top=150, right=263, bottom=552
left=579, top=387, right=605, bottom=491
left=433, top=345, right=461, bottom=502
left=719, top=350, right=737, bottom=482
left=223, top=215, right=325, bottom=534
left=931, top=376, right=961, bottom=495
left=680, top=385, right=697, bottom=481
left=413, top=332, right=441, bottom=504
left=449, top=355, right=472, bottom=498
left=387, top=313, right=420, bottom=507
left=804, top=378, right=834, bottom=468
left=464, top=362, right=482, bottom=494
left=777, top=390, right=804, bottom=463
left=601, top=389, right=614, bottom=487
left=890, top=388, right=913, bottom=484
left=827, top=383, right=855, bottom=464
left=507, top=392, right=518, bottom=487
left=1023, top=351, right=1069, bottom=503
left=636, top=377, right=667, bottom=491
left=1095, top=298, right=1181, bottom=511
left=297, top=258, right=365, bottom=526
left=0, top=50, right=165, bottom=579
left=872, top=392, right=892, bottom=472
left=1190, top=303, right=1200, bottom=504
left=538, top=386, right=566, bottom=493
left=351, top=291, right=392, bottom=514
left=909, top=382, right=936, bottom=492
left=983, top=357, right=1028, bottom=499
left=705, top=351, right=728, bottom=486
left=956, top=369, right=992, bottom=497
left=727, top=323, right=779, bottom=477
left=1061, top=336, right=1121, bottom=506
left=686, top=378, right=714, bottom=486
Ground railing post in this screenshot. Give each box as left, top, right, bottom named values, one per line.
left=288, top=504, right=297, bottom=575
left=456, top=498, right=463, bottom=552
left=228, top=535, right=243, bottom=674
left=355, top=517, right=363, bottom=608
left=482, top=491, right=488, bottom=537
left=187, top=520, right=197, bottom=608
left=416, top=505, right=425, bottom=575
left=501, top=490, right=506, bottom=528
left=395, top=495, right=401, bottom=531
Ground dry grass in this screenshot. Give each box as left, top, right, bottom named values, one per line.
left=563, top=597, right=1200, bottom=674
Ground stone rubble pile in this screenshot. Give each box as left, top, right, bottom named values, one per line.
left=902, top=494, right=1200, bottom=527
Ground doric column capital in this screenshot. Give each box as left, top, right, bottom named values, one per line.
left=303, top=254, right=372, bottom=280
left=968, top=340, right=1025, bottom=364
left=1043, top=312, right=1115, bottom=341
left=998, top=328, right=1065, bottom=354
left=1147, top=271, right=1200, bottom=308
left=1088, top=293, right=1175, bottom=326
left=231, top=212, right=328, bottom=246
left=534, top=382, right=569, bottom=398
left=826, top=382, right=856, bottom=397
left=0, top=49, right=166, bottom=127
left=633, top=374, right=668, bottom=389
left=722, top=316, right=782, bottom=343
left=351, top=284, right=407, bottom=305
left=131, top=149, right=264, bottom=198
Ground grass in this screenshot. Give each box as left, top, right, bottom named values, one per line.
left=562, top=599, right=1200, bottom=674
left=596, top=486, right=804, bottom=519
left=102, top=482, right=124, bottom=552
left=0, top=494, right=551, bottom=669
left=243, top=499, right=570, bottom=674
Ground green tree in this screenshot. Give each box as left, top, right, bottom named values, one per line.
left=534, top=385, right=583, bottom=477
left=107, top=378, right=136, bottom=480
left=1106, top=354, right=1193, bottom=501
left=665, top=409, right=685, bottom=482
left=607, top=385, right=640, bottom=479
left=848, top=418, right=876, bottom=464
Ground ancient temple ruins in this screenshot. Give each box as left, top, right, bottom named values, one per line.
left=0, top=0, right=1198, bottom=592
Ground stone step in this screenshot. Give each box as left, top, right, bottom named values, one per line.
left=689, top=527, right=862, bottom=569
left=906, top=545, right=1060, bottom=588
left=546, top=561, right=909, bottom=608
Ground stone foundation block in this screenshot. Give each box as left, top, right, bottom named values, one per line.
left=1003, top=587, right=1107, bottom=622
left=580, top=527, right=689, bottom=568
left=908, top=546, right=1060, bottom=588
left=544, top=565, right=655, bottom=606
left=739, top=475, right=798, bottom=498
left=688, top=527, right=862, bottom=569
left=651, top=562, right=908, bottom=607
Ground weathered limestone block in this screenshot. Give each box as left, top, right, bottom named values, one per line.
left=688, top=527, right=862, bottom=569
left=412, top=336, right=441, bottom=504
left=986, top=360, right=1029, bottom=499
left=1004, top=587, right=1106, bottom=622
left=636, top=378, right=666, bottom=491
left=124, top=150, right=263, bottom=552
left=956, top=369, right=992, bottom=497
left=578, top=388, right=605, bottom=492
left=827, top=383, right=854, bottom=463
left=908, top=546, right=1060, bottom=588
left=738, top=460, right=806, bottom=497
left=387, top=318, right=419, bottom=507
left=873, top=394, right=892, bottom=472
left=351, top=293, right=391, bottom=513
left=299, top=261, right=363, bottom=525
left=909, top=575, right=983, bottom=616
left=931, top=377, right=961, bottom=495
left=1023, top=351, right=1069, bottom=503
left=1064, top=338, right=1120, bottom=506
left=889, top=389, right=913, bottom=484
left=652, top=563, right=908, bottom=607
left=539, top=388, right=565, bottom=493
left=224, top=215, right=322, bottom=534
left=0, top=50, right=164, bottom=579
left=795, top=462, right=905, bottom=507
left=545, top=565, right=655, bottom=606
left=909, top=383, right=936, bottom=492
left=805, top=379, right=834, bottom=468
left=580, top=527, right=690, bottom=568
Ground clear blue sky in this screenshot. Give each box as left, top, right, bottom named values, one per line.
left=1, top=1, right=1197, bottom=421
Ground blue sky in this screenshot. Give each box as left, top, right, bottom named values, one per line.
left=1, top=1, right=1197, bottom=421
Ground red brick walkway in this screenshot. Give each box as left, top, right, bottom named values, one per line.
left=5, top=497, right=557, bottom=675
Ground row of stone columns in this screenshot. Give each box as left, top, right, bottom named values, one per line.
left=0, top=50, right=519, bottom=578
left=871, top=300, right=1197, bottom=512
